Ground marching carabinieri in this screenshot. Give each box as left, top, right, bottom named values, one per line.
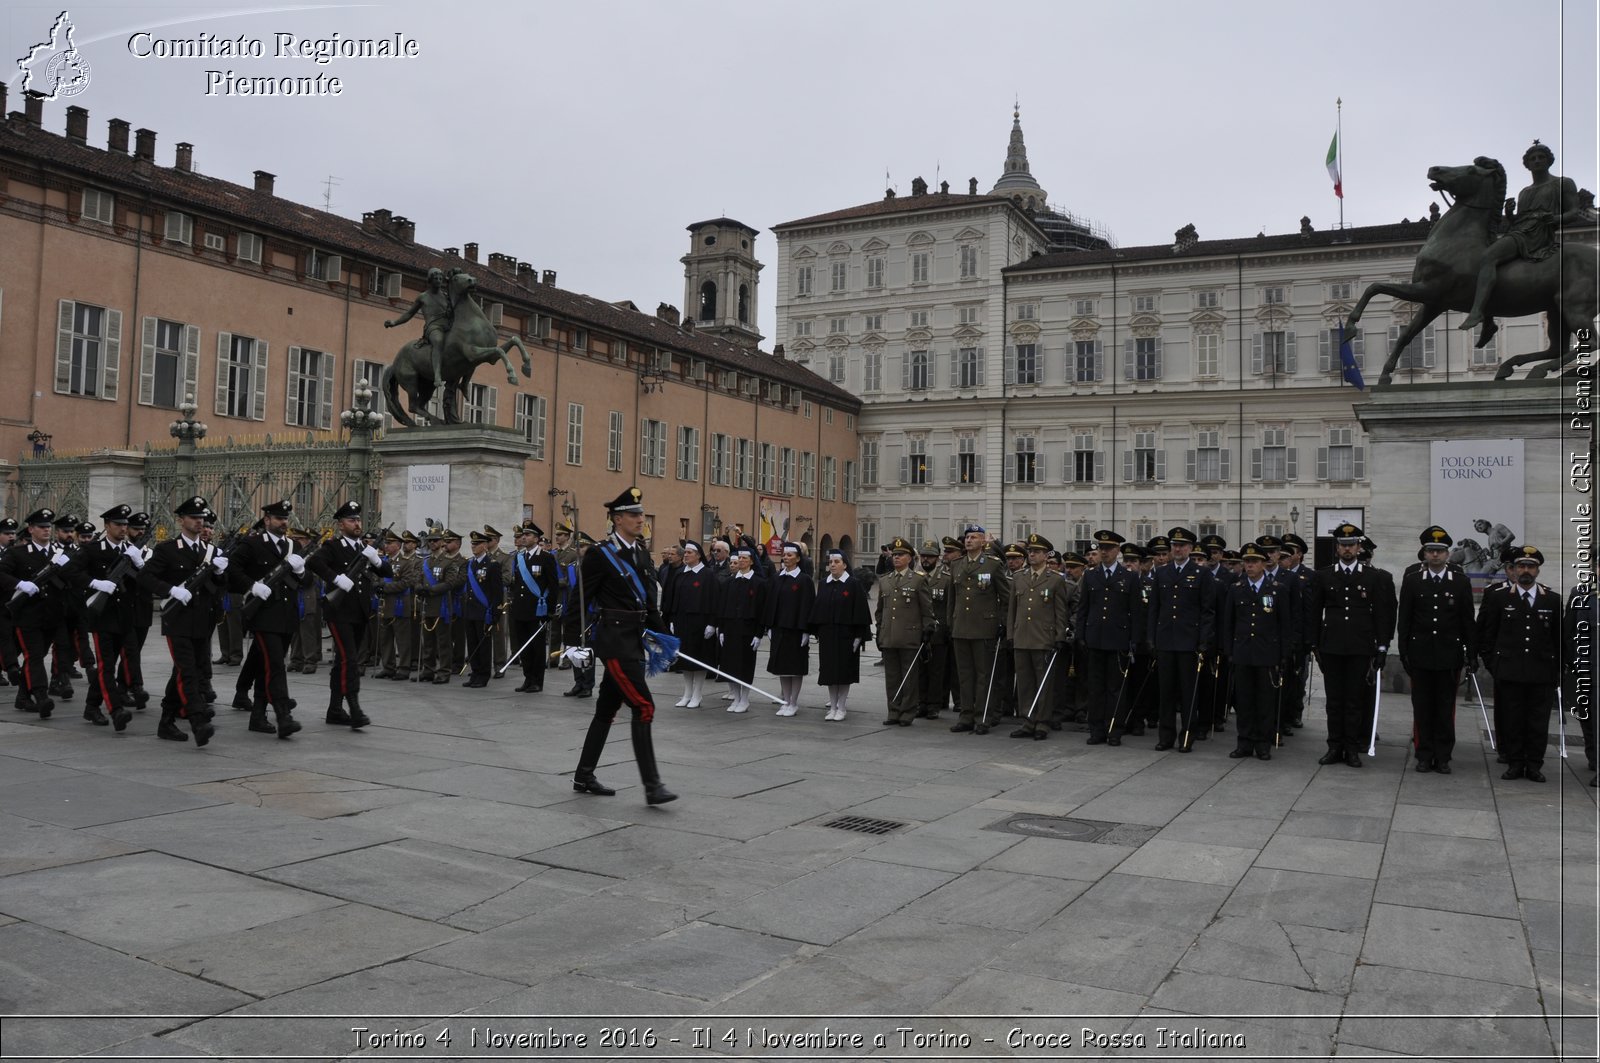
left=570, top=487, right=676, bottom=805
left=229, top=500, right=307, bottom=738
left=138, top=496, right=224, bottom=745
left=308, top=501, right=392, bottom=725
left=0, top=509, right=72, bottom=718
left=68, top=504, right=143, bottom=731
left=1397, top=526, right=1476, bottom=773
left=876, top=537, right=933, bottom=727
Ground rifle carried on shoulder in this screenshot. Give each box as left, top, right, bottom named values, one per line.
left=161, top=527, right=247, bottom=619
left=84, top=542, right=149, bottom=617
left=237, top=533, right=303, bottom=626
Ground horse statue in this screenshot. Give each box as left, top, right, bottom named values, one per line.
left=1446, top=537, right=1494, bottom=575
left=381, top=271, right=533, bottom=427
left=1345, top=157, right=1597, bottom=387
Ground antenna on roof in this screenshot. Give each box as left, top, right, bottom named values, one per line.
left=321, top=174, right=342, bottom=211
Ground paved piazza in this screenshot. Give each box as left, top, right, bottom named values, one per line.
left=0, top=639, right=1593, bottom=1062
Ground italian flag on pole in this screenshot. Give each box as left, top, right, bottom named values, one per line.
left=1326, top=131, right=1342, bottom=199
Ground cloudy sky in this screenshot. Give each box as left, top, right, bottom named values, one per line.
left=8, top=0, right=1595, bottom=338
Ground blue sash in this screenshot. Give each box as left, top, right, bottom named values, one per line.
left=466, top=561, right=492, bottom=623
left=423, top=561, right=454, bottom=623
left=516, top=552, right=549, bottom=618
left=599, top=542, right=648, bottom=607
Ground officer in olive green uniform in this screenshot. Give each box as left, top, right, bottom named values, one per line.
left=876, top=537, right=935, bottom=726
left=416, top=530, right=466, bottom=682
left=485, top=525, right=511, bottom=673
left=1009, top=534, right=1072, bottom=739
left=948, top=523, right=1010, bottom=735
left=374, top=530, right=418, bottom=679
left=395, top=532, right=423, bottom=679
left=916, top=537, right=958, bottom=719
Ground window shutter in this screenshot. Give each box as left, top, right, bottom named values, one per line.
left=901, top=356, right=910, bottom=391
left=1251, top=333, right=1263, bottom=375
left=285, top=345, right=303, bottom=424
left=55, top=300, right=75, bottom=394
left=1352, top=331, right=1365, bottom=366
left=948, top=456, right=958, bottom=483
left=1286, top=447, right=1299, bottom=480
left=1185, top=448, right=1196, bottom=481
left=1318, top=329, right=1332, bottom=372
left=183, top=324, right=200, bottom=402
left=1094, top=451, right=1105, bottom=483
left=215, top=332, right=231, bottom=415
left=1154, top=338, right=1163, bottom=380
left=948, top=350, right=958, bottom=388
left=318, top=352, right=334, bottom=429
left=1123, top=339, right=1135, bottom=380
left=1094, top=340, right=1104, bottom=382
left=139, top=316, right=157, bottom=406
left=1123, top=450, right=1134, bottom=482
left=1421, top=327, right=1436, bottom=368
left=1353, top=446, right=1366, bottom=480
left=102, top=310, right=122, bottom=401
left=252, top=340, right=269, bottom=421
left=975, top=455, right=984, bottom=484
left=899, top=456, right=908, bottom=485
left=1284, top=332, right=1297, bottom=374
left=976, top=348, right=985, bottom=386
left=1316, top=447, right=1328, bottom=480
left=1154, top=448, right=1166, bottom=482
left=1220, top=448, right=1231, bottom=482
left=1004, top=455, right=1016, bottom=484
left=1251, top=447, right=1262, bottom=480
left=384, top=273, right=401, bottom=298
left=324, top=255, right=341, bottom=281
left=1388, top=324, right=1402, bottom=367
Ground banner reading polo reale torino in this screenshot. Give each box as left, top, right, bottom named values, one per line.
left=1430, top=439, right=1524, bottom=580
left=405, top=464, right=450, bottom=535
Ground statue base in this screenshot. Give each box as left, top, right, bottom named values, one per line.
left=374, top=425, right=527, bottom=536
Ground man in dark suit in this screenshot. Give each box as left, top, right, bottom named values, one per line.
left=137, top=496, right=224, bottom=745
left=1306, top=522, right=1397, bottom=767
left=308, top=501, right=391, bottom=725
left=1478, top=546, right=1563, bottom=782
left=506, top=523, right=558, bottom=693
left=1074, top=530, right=1140, bottom=746
left=1148, top=527, right=1214, bottom=751
left=1274, top=533, right=1315, bottom=730
left=1397, top=526, right=1476, bottom=773
left=229, top=499, right=306, bottom=738
left=1218, top=542, right=1294, bottom=759
left=571, top=487, right=676, bottom=805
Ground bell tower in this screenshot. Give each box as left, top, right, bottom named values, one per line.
left=681, top=218, right=763, bottom=348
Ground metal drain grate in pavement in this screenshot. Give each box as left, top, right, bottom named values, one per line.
left=822, top=815, right=907, bottom=835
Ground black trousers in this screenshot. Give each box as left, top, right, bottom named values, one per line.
left=1209, top=652, right=1234, bottom=727
left=247, top=631, right=292, bottom=709
left=1408, top=667, right=1460, bottom=767
left=86, top=630, right=126, bottom=708
left=1280, top=651, right=1307, bottom=724
left=326, top=617, right=367, bottom=698
left=509, top=614, right=548, bottom=686
left=1082, top=647, right=1124, bottom=739
left=162, top=632, right=210, bottom=719
left=465, top=619, right=495, bottom=678
left=1493, top=679, right=1554, bottom=771
left=1156, top=650, right=1201, bottom=746
left=1232, top=662, right=1276, bottom=751
left=1320, top=653, right=1376, bottom=753
left=119, top=624, right=149, bottom=691
left=577, top=654, right=663, bottom=788
left=13, top=625, right=50, bottom=702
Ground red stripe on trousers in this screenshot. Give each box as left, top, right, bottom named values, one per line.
left=328, top=623, right=349, bottom=694
left=605, top=657, right=655, bottom=724
left=165, top=635, right=189, bottom=715
left=93, top=633, right=116, bottom=709
left=15, top=627, right=34, bottom=695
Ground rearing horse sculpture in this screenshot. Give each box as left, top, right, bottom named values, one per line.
left=382, top=271, right=534, bottom=426
left=1346, top=157, right=1597, bottom=386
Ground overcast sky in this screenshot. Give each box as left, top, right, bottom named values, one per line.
left=8, top=0, right=1596, bottom=340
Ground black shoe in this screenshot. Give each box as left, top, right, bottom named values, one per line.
left=645, top=784, right=678, bottom=806
left=67, top=666, right=84, bottom=679
left=1255, top=747, right=1272, bottom=761
left=1345, top=751, right=1363, bottom=768
left=463, top=676, right=487, bottom=688
left=157, top=720, right=188, bottom=741
left=1106, top=735, right=1122, bottom=746
left=1318, top=750, right=1345, bottom=765
left=34, top=696, right=53, bottom=719
left=1415, top=760, right=1433, bottom=773
left=1010, top=727, right=1035, bottom=738
left=1501, top=765, right=1525, bottom=780
left=1154, top=741, right=1174, bottom=751
left=374, top=669, right=395, bottom=680
left=1127, top=725, right=1146, bottom=736
left=949, top=722, right=975, bottom=733
left=84, top=705, right=109, bottom=726
left=346, top=707, right=370, bottom=729
left=1177, top=741, right=1193, bottom=753
left=1086, top=735, right=1107, bottom=745
left=326, top=705, right=352, bottom=725
left=1525, top=769, right=1546, bottom=783
left=1228, top=748, right=1250, bottom=758
left=572, top=775, right=616, bottom=796
left=1047, top=720, right=1062, bottom=731
left=432, top=675, right=450, bottom=685
left=111, top=708, right=132, bottom=732
left=248, top=714, right=277, bottom=734
left=1032, top=729, right=1048, bottom=741
left=392, top=673, right=411, bottom=682
left=192, top=721, right=214, bottom=747
left=562, top=684, right=587, bottom=697
left=1435, top=762, right=1452, bottom=774
left=1589, top=774, right=1597, bottom=788
left=231, top=693, right=251, bottom=710
left=974, top=724, right=990, bottom=736
left=275, top=712, right=302, bottom=739
left=515, top=681, right=539, bottom=693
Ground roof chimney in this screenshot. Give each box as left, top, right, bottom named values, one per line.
left=362, top=208, right=392, bottom=233
left=940, top=180, right=949, bottom=194
left=65, top=105, right=88, bottom=144
left=542, top=269, right=557, bottom=287
left=391, top=215, right=414, bottom=243
left=516, top=262, right=535, bottom=284
left=0, top=83, right=8, bottom=120
left=969, top=177, right=978, bottom=195
left=23, top=91, right=44, bottom=127
left=174, top=142, right=193, bottom=172
left=911, top=176, right=928, bottom=197
left=488, top=252, right=515, bottom=276
left=108, top=118, right=130, bottom=153
left=463, top=242, right=478, bottom=263
left=133, top=127, right=156, bottom=161
left=253, top=170, right=275, bottom=195
left=773, top=343, right=786, bottom=360
left=656, top=303, right=680, bottom=326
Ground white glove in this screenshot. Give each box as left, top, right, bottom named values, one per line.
left=750, top=636, right=760, bottom=650
left=90, top=579, right=118, bottom=595
left=285, top=553, right=305, bottom=574
left=15, top=580, right=39, bottom=596
left=361, top=544, right=382, bottom=565
left=717, top=633, right=725, bottom=646
left=123, top=544, right=145, bottom=568
left=851, top=638, right=863, bottom=652
left=800, top=634, right=811, bottom=647
left=333, top=574, right=355, bottom=593
left=667, top=622, right=676, bottom=635
left=561, top=646, right=592, bottom=667
left=704, top=625, right=716, bottom=639
left=211, top=556, right=229, bottom=573
left=250, top=581, right=271, bottom=600
left=50, top=552, right=70, bottom=567
left=168, top=585, right=192, bottom=605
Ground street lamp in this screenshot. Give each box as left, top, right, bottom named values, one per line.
left=168, top=397, right=207, bottom=443
left=25, top=429, right=52, bottom=457
left=340, top=380, right=385, bottom=437
left=1289, top=506, right=1300, bottom=534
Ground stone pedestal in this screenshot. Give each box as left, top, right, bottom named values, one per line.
left=1357, top=379, right=1580, bottom=579
left=85, top=451, right=148, bottom=518
left=373, top=425, right=528, bottom=535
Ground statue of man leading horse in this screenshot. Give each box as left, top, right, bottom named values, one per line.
left=381, top=268, right=533, bottom=427
left=1346, top=143, right=1596, bottom=387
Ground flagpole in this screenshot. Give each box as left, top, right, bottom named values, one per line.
left=1337, top=97, right=1344, bottom=229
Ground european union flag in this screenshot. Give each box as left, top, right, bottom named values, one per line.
left=1339, top=321, right=1365, bottom=390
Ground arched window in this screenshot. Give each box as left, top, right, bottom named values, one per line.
left=699, top=280, right=717, bottom=322
left=737, top=284, right=750, bottom=324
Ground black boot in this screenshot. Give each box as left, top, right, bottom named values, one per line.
left=275, top=704, right=302, bottom=739
left=325, top=693, right=352, bottom=725
left=191, top=711, right=215, bottom=748
left=572, top=773, right=616, bottom=796
left=344, top=694, right=370, bottom=730
left=156, top=708, right=188, bottom=742
left=84, top=704, right=109, bottom=726
left=110, top=705, right=133, bottom=731
left=632, top=718, right=677, bottom=805
left=248, top=699, right=277, bottom=734
left=232, top=690, right=252, bottom=710
left=34, top=694, right=53, bottom=719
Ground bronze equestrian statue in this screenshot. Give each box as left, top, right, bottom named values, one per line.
left=1346, top=145, right=1596, bottom=386
left=381, top=269, right=534, bottom=427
